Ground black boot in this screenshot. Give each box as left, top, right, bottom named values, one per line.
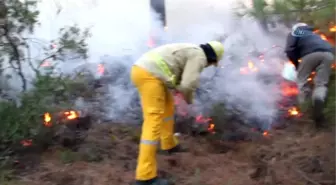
left=159, top=144, right=188, bottom=156
left=312, top=99, right=327, bottom=129
left=133, top=177, right=173, bottom=185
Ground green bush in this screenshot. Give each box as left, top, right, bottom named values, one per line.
left=0, top=72, right=94, bottom=181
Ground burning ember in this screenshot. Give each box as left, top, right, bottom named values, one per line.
left=208, top=123, right=215, bottom=133
left=64, top=111, right=79, bottom=120
left=288, top=107, right=300, bottom=117
left=240, top=61, right=258, bottom=74
left=43, top=110, right=80, bottom=127
left=44, top=112, right=52, bottom=127
left=195, top=115, right=215, bottom=133
left=262, top=131, right=269, bottom=136
left=280, top=81, right=299, bottom=97
left=329, top=25, right=336, bottom=32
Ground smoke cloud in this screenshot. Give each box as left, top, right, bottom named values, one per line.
left=13, top=0, right=289, bottom=128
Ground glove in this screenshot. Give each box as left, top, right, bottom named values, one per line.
left=282, top=62, right=297, bottom=82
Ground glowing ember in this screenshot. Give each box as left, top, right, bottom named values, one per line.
left=320, top=34, right=327, bottom=41
left=330, top=25, right=336, bottom=32
left=21, top=139, right=32, bottom=147
left=240, top=61, right=258, bottom=74
left=64, top=111, right=79, bottom=120
left=208, top=123, right=215, bottom=133
left=280, top=82, right=299, bottom=96
left=314, top=30, right=329, bottom=41
left=288, top=107, right=299, bottom=116
left=44, top=112, right=52, bottom=127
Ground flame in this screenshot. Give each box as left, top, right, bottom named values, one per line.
left=64, top=111, right=79, bottom=120
left=208, top=123, right=215, bottom=133
left=329, top=25, right=336, bottom=32
left=320, top=34, right=327, bottom=41
left=280, top=82, right=299, bottom=96
left=288, top=107, right=299, bottom=116
left=240, top=61, right=258, bottom=74
left=97, top=64, right=105, bottom=75
left=314, top=30, right=329, bottom=41
left=262, top=131, right=268, bottom=136
left=21, top=139, right=32, bottom=147
left=43, top=112, right=52, bottom=127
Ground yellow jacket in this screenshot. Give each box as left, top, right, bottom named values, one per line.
left=134, top=43, right=208, bottom=104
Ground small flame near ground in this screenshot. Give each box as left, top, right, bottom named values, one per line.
left=64, top=111, right=79, bottom=120
left=44, top=112, right=52, bottom=127
left=288, top=107, right=300, bottom=117
left=43, top=110, right=79, bottom=127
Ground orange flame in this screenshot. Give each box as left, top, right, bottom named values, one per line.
left=288, top=107, right=299, bottom=116
left=64, top=111, right=79, bottom=120
left=280, top=82, right=299, bottom=96
left=43, top=112, right=52, bottom=127
left=329, top=25, right=336, bottom=32
left=314, top=30, right=328, bottom=41
left=262, top=131, right=268, bottom=136
left=208, top=123, right=215, bottom=133
left=240, top=61, right=258, bottom=74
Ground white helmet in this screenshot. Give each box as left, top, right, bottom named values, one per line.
left=291, top=22, right=308, bottom=36
left=292, top=22, right=308, bottom=31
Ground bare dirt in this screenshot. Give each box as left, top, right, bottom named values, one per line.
left=14, top=120, right=335, bottom=185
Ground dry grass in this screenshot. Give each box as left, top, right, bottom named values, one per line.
left=7, top=121, right=334, bottom=185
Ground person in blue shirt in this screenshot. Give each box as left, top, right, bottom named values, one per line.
left=285, top=22, right=335, bottom=128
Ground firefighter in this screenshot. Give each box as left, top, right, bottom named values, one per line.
left=285, top=23, right=335, bottom=128
left=130, top=41, right=224, bottom=185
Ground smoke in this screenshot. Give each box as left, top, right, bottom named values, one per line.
left=9, top=0, right=289, bottom=128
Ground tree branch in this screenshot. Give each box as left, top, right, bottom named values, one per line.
left=3, top=22, right=27, bottom=92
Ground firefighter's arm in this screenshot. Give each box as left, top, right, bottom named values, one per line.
left=176, top=57, right=206, bottom=104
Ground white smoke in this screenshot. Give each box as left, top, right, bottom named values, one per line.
left=8, top=0, right=289, bottom=128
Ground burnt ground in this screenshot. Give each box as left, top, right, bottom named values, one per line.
left=10, top=120, right=335, bottom=185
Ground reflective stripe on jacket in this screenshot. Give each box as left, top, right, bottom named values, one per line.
left=134, top=43, right=208, bottom=104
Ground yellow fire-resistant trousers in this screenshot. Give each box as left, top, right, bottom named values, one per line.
left=130, top=65, right=179, bottom=181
